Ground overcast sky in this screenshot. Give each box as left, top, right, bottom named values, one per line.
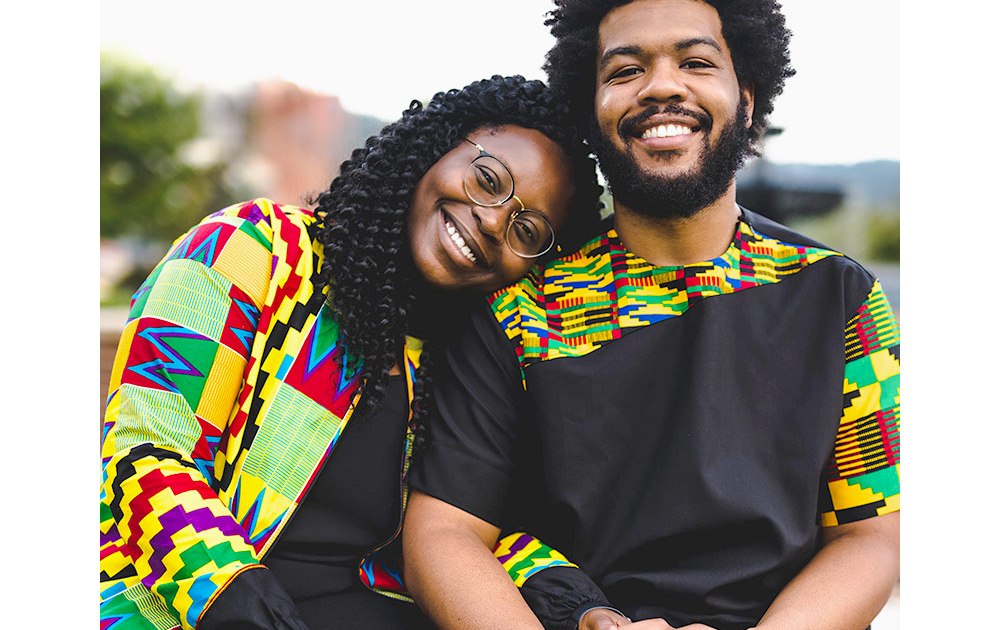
left=100, top=0, right=899, bottom=165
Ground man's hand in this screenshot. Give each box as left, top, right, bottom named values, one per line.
left=578, top=608, right=675, bottom=629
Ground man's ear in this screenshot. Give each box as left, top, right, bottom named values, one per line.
left=740, top=83, right=755, bottom=129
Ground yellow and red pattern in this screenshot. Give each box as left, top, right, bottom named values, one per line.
left=100, top=199, right=569, bottom=629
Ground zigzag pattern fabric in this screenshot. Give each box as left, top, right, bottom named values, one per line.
left=100, top=199, right=379, bottom=628
left=101, top=199, right=348, bottom=628
left=489, top=221, right=901, bottom=527
left=494, top=533, right=578, bottom=587
left=100, top=198, right=567, bottom=628
left=820, top=281, right=901, bottom=525
left=491, top=223, right=840, bottom=369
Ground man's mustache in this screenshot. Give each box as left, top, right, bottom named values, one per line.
left=620, top=105, right=712, bottom=137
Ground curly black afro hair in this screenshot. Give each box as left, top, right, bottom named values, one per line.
left=309, top=75, right=604, bottom=428
left=544, top=0, right=795, bottom=150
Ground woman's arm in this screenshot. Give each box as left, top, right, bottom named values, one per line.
left=100, top=200, right=308, bottom=630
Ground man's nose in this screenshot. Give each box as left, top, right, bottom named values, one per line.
left=636, top=62, right=689, bottom=104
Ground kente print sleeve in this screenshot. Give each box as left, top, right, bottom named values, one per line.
left=100, top=202, right=282, bottom=629
left=819, top=279, right=901, bottom=526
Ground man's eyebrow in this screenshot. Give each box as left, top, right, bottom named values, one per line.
left=598, top=45, right=642, bottom=72
left=675, top=37, right=723, bottom=54
left=598, top=37, right=724, bottom=72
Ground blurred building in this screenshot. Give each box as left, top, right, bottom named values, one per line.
left=218, top=80, right=387, bottom=207
left=736, top=128, right=844, bottom=224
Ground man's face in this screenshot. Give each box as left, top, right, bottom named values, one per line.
left=592, top=0, right=755, bottom=219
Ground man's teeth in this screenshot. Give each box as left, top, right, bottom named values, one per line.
left=641, top=124, right=693, bottom=139
left=445, top=220, right=478, bottom=263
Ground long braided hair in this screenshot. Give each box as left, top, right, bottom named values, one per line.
left=309, top=75, right=604, bottom=434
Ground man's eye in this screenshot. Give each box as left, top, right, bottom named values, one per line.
left=682, top=59, right=713, bottom=69
left=609, top=66, right=642, bottom=80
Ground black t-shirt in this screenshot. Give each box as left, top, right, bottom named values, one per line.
left=410, top=211, right=901, bottom=630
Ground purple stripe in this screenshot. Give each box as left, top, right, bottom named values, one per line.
left=494, top=533, right=531, bottom=564
left=100, top=522, right=121, bottom=547
left=245, top=203, right=266, bottom=225
left=142, top=504, right=251, bottom=583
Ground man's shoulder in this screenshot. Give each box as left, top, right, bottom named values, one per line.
left=742, top=206, right=875, bottom=275
left=488, top=230, right=613, bottom=309
left=740, top=206, right=831, bottom=250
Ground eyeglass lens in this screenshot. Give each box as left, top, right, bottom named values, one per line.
left=463, top=156, right=555, bottom=258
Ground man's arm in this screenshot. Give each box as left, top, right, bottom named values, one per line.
left=403, top=490, right=543, bottom=630
left=750, top=512, right=899, bottom=630
left=403, top=495, right=675, bottom=630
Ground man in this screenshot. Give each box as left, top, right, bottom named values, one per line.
left=403, top=1, right=900, bottom=629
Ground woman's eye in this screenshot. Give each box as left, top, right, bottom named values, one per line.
left=513, top=220, right=538, bottom=244
left=476, top=166, right=499, bottom=193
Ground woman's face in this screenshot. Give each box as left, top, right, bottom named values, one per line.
left=407, top=125, right=575, bottom=293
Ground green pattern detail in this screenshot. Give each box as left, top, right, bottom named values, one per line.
left=242, top=382, right=347, bottom=498
left=101, top=582, right=180, bottom=630
left=844, top=354, right=878, bottom=389
left=880, top=372, right=901, bottom=409
left=173, top=542, right=253, bottom=583
left=847, top=464, right=899, bottom=497
left=130, top=264, right=165, bottom=321
left=161, top=334, right=219, bottom=414
left=141, top=260, right=229, bottom=341
left=112, top=386, right=200, bottom=457
left=238, top=218, right=273, bottom=251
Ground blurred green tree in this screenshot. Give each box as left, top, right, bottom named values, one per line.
left=101, top=54, right=231, bottom=242
left=866, top=212, right=900, bottom=263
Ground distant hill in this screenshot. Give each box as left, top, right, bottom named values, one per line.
left=738, top=160, right=899, bottom=208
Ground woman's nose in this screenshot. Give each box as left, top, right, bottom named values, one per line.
left=471, top=202, right=513, bottom=244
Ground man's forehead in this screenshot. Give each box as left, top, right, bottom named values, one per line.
left=597, top=0, right=725, bottom=57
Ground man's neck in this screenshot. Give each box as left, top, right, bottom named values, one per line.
left=612, top=182, right=741, bottom=267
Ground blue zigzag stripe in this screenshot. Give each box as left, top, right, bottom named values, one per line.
left=128, top=327, right=208, bottom=391
left=230, top=298, right=260, bottom=352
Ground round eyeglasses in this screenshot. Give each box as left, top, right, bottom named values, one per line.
left=462, top=138, right=557, bottom=259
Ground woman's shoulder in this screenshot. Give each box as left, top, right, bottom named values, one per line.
left=176, top=197, right=321, bottom=260
left=202, top=197, right=318, bottom=238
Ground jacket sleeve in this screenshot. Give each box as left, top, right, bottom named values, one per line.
left=100, top=200, right=306, bottom=630
left=495, top=533, right=614, bottom=630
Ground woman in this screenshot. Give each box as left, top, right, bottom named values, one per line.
left=99, top=75, right=603, bottom=629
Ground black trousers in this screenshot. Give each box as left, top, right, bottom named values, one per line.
left=295, top=589, right=434, bottom=630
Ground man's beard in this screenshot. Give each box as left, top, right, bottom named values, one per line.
left=589, top=99, right=753, bottom=220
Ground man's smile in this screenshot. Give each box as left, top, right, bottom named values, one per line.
left=622, top=108, right=709, bottom=151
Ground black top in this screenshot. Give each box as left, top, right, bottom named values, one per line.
left=201, top=375, right=414, bottom=630
left=267, top=374, right=410, bottom=597
left=410, top=213, right=898, bottom=630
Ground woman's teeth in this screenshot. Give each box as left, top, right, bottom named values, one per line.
left=446, top=220, right=478, bottom=263
left=641, top=124, right=693, bottom=139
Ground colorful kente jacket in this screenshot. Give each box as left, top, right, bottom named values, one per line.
left=99, top=199, right=575, bottom=630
